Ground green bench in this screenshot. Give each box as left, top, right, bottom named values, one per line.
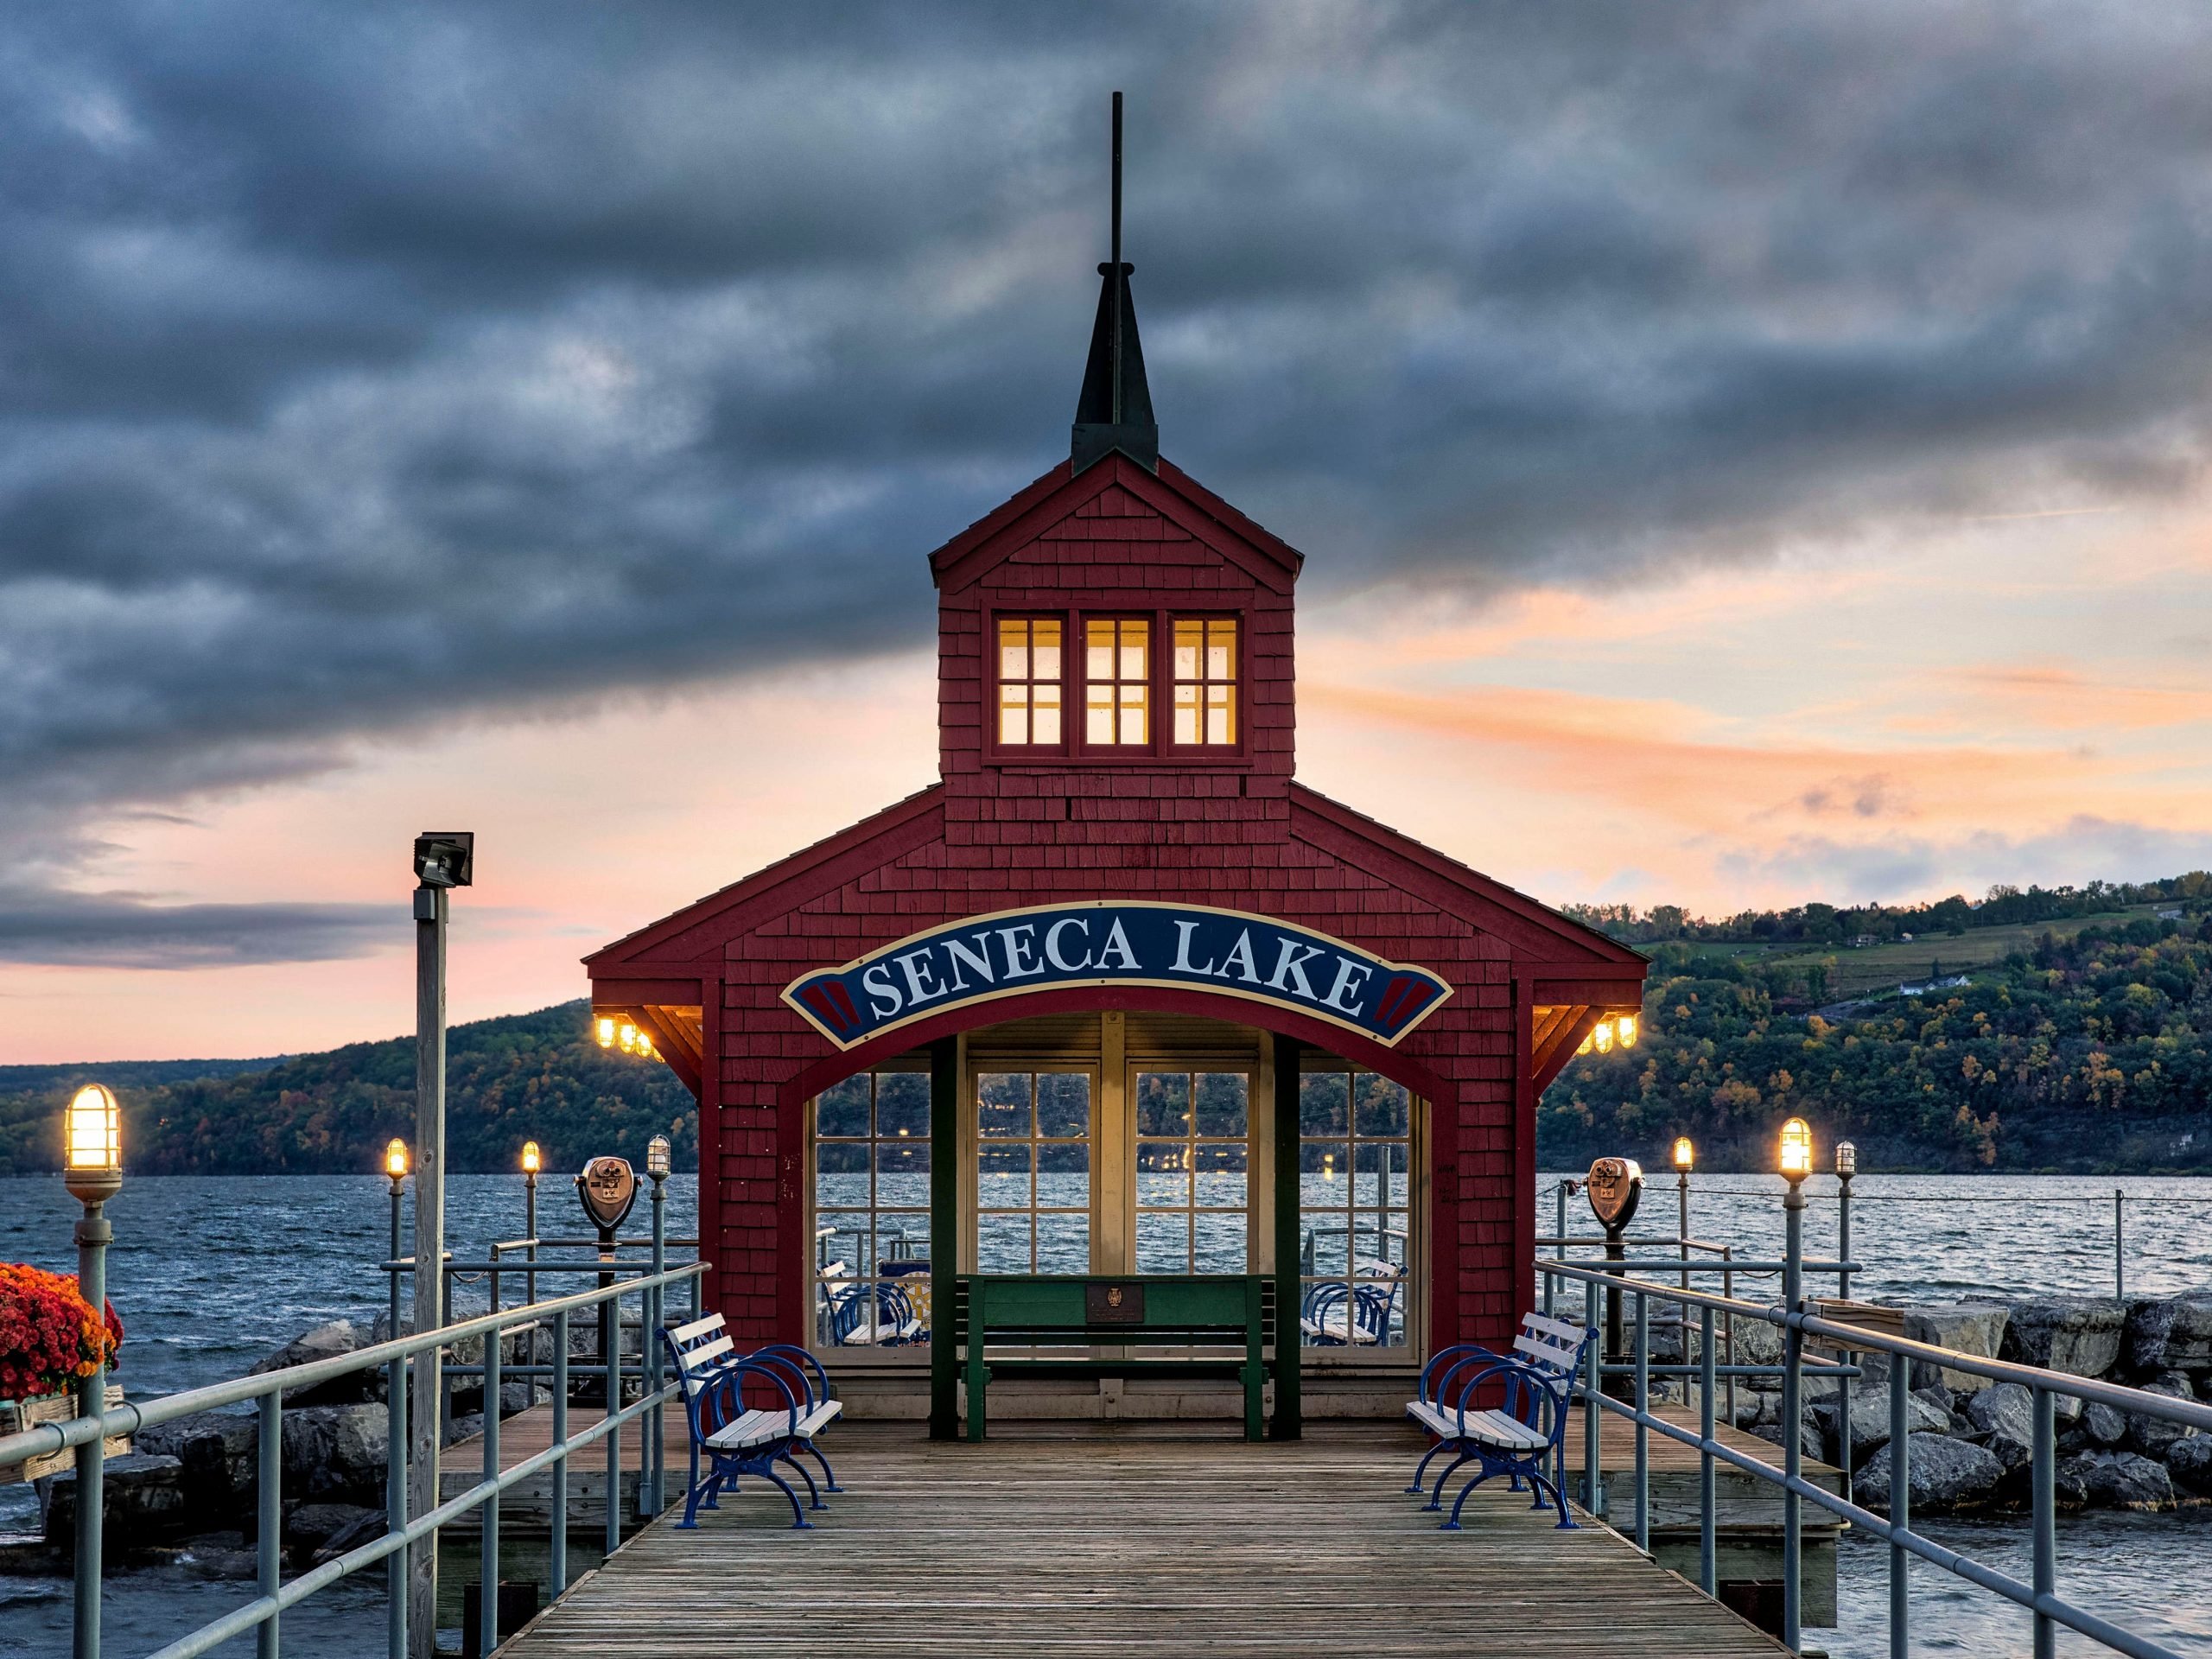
left=954, top=1274, right=1274, bottom=1441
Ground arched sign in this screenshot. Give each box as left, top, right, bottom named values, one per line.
left=782, top=900, right=1452, bottom=1052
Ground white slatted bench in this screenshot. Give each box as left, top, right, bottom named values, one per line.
left=664, top=1313, right=846, bottom=1529
left=1300, top=1257, right=1404, bottom=1345
left=1404, top=1310, right=1592, bottom=1531
left=820, top=1265, right=926, bottom=1346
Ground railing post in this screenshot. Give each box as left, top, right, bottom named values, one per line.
left=550, top=1307, right=569, bottom=1602
left=1698, top=1302, right=1716, bottom=1595
left=1582, top=1274, right=1603, bottom=1517
left=1633, top=1287, right=1649, bottom=1553
left=2032, top=1385, right=2056, bottom=1659
left=479, top=1317, right=501, bottom=1659
left=257, top=1392, right=282, bottom=1659
left=1890, top=1356, right=1910, bottom=1659
left=72, top=1200, right=112, bottom=1659
left=386, top=1315, right=407, bottom=1659
left=1722, top=1246, right=1737, bottom=1431
left=2114, top=1188, right=2125, bottom=1300
left=603, top=1289, right=621, bottom=1557
left=648, top=1182, right=667, bottom=1517
left=1782, top=1183, right=1805, bottom=1654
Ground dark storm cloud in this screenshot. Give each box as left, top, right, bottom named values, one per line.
left=0, top=887, right=392, bottom=968
left=8, top=2, right=2212, bottom=961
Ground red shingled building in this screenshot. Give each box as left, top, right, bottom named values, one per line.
left=586, top=219, right=1643, bottom=1433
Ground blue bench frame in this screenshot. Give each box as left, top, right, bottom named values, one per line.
left=664, top=1329, right=843, bottom=1530
left=1408, top=1324, right=1593, bottom=1531
left=1300, top=1276, right=1402, bottom=1346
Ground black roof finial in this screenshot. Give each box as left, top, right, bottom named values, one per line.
left=1072, top=90, right=1158, bottom=474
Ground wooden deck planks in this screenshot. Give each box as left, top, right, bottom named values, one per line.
left=496, top=1427, right=1788, bottom=1658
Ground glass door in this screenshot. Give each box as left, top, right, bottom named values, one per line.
left=972, top=1069, right=1095, bottom=1273
left=1131, top=1069, right=1253, bottom=1274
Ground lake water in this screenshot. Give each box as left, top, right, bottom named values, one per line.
left=3, top=1170, right=2209, bottom=1657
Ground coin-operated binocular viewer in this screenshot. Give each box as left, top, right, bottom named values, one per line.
left=1583, top=1156, right=1643, bottom=1370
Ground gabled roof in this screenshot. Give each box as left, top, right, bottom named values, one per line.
left=927, top=452, right=1305, bottom=595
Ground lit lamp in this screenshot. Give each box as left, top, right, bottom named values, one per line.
left=384, top=1138, right=410, bottom=1273
left=1776, top=1113, right=1815, bottom=1648
left=1671, top=1135, right=1694, bottom=1269
left=1592, top=1020, right=1614, bottom=1054
left=1618, top=1014, right=1639, bottom=1048
left=521, top=1141, right=543, bottom=1305
left=595, top=1016, right=617, bottom=1050
left=64, top=1084, right=122, bottom=1654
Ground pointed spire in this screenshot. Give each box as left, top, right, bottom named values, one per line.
left=1072, top=92, right=1158, bottom=474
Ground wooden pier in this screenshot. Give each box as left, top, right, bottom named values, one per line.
left=486, top=1423, right=1789, bottom=1658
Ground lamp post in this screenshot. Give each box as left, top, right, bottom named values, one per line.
left=1777, top=1116, right=1814, bottom=1654
left=408, top=830, right=472, bottom=1659
left=379, top=1137, right=408, bottom=1659
left=645, top=1134, right=671, bottom=1516
left=1834, top=1141, right=1857, bottom=1301
left=64, top=1084, right=122, bottom=1659
left=1671, top=1135, right=1694, bottom=1287
left=522, top=1141, right=542, bottom=1308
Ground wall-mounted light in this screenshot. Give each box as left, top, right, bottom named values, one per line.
left=595, top=1016, right=617, bottom=1050
left=1617, top=1014, right=1639, bottom=1048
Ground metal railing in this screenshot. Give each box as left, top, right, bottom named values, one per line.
left=0, top=1260, right=708, bottom=1659
left=1536, top=1256, right=2212, bottom=1659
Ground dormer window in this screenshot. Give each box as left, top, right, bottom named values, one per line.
left=1084, top=618, right=1150, bottom=746
left=997, top=618, right=1064, bottom=747
left=1172, top=618, right=1238, bottom=747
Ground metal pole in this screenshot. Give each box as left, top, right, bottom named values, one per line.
left=1582, top=1274, right=1603, bottom=1516
left=480, top=1316, right=501, bottom=1659
left=550, top=1307, right=569, bottom=1602
left=601, top=1289, right=620, bottom=1557
left=648, top=1173, right=666, bottom=1516
left=257, top=1393, right=281, bottom=1659
left=1633, top=1287, right=1649, bottom=1553
left=408, top=880, right=447, bottom=1659
left=385, top=1178, right=406, bottom=1659
left=2114, top=1188, right=2125, bottom=1300
left=1838, top=1166, right=1854, bottom=1501
left=1677, top=1168, right=1691, bottom=1296
left=1783, top=1181, right=1805, bottom=1654
left=524, top=1174, right=538, bottom=1310
left=73, top=1201, right=111, bottom=1659
left=1698, top=1303, right=1716, bottom=1595
left=1890, top=1356, right=1910, bottom=1658
left=2032, top=1386, right=2056, bottom=1659
left=1723, top=1245, right=1737, bottom=1430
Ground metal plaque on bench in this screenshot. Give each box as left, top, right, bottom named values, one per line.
left=1085, top=1281, right=1146, bottom=1324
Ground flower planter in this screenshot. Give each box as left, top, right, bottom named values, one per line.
left=0, top=1386, right=131, bottom=1483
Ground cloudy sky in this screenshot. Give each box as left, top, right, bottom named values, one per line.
left=7, top=2, right=2212, bottom=1062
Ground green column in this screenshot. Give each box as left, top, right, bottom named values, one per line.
left=928, top=1036, right=960, bottom=1440
left=1271, top=1036, right=1302, bottom=1440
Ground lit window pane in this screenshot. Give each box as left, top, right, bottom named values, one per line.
left=1119, top=621, right=1148, bottom=681
left=1207, top=620, right=1236, bottom=680
left=1207, top=684, right=1234, bottom=745
left=1087, top=620, right=1116, bottom=679
left=1173, top=619, right=1201, bottom=677
left=999, top=619, right=1028, bottom=682
left=1034, top=698, right=1061, bottom=745
left=1087, top=685, right=1114, bottom=744
left=1033, top=620, right=1061, bottom=678
left=1119, top=683, right=1147, bottom=744
left=1000, top=684, right=1028, bottom=745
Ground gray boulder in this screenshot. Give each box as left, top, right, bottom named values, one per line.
left=1965, top=1382, right=2036, bottom=1471
left=251, top=1319, right=380, bottom=1406
left=283, top=1502, right=380, bottom=1551
left=2003, top=1299, right=2126, bottom=1378
left=133, top=1410, right=258, bottom=1514
left=2082, top=1401, right=2128, bottom=1446
left=2167, top=1434, right=2212, bottom=1495
left=2125, top=1375, right=2198, bottom=1460
left=281, top=1404, right=389, bottom=1502
left=1903, top=1303, right=2011, bottom=1391
left=2126, top=1294, right=2212, bottom=1375
left=1851, top=1433, right=2005, bottom=1513
left=43, top=1453, right=192, bottom=1548
left=1821, top=1384, right=1948, bottom=1462
left=2056, top=1450, right=2175, bottom=1511
left=1750, top=1413, right=1823, bottom=1461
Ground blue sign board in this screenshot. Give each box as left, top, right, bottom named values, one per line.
left=782, top=900, right=1452, bottom=1051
